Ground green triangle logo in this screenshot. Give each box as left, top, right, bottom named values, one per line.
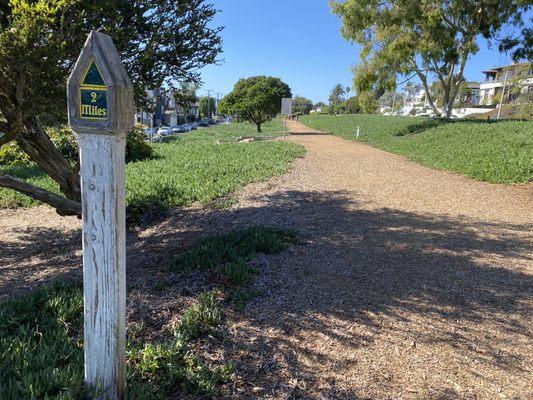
left=82, top=61, right=106, bottom=87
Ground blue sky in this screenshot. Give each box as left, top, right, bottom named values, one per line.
left=199, top=0, right=521, bottom=104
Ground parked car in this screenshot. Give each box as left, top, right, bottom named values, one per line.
left=198, top=119, right=209, bottom=127
left=144, top=127, right=155, bottom=138
left=172, top=125, right=186, bottom=133
left=157, top=126, right=171, bottom=136
left=189, top=122, right=198, bottom=130
left=181, top=123, right=192, bottom=132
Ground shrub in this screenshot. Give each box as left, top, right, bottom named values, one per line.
left=126, top=125, right=154, bottom=163
left=47, top=126, right=78, bottom=162
left=0, top=141, right=29, bottom=166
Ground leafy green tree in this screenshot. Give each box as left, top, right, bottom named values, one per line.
left=328, top=84, right=348, bottom=113
left=0, top=0, right=222, bottom=216
left=174, top=83, right=199, bottom=119
left=332, top=0, right=529, bottom=117
left=292, top=96, right=313, bottom=115
left=359, top=92, right=378, bottom=114
left=218, top=76, right=291, bottom=132
left=344, top=96, right=361, bottom=114
left=199, top=96, right=216, bottom=118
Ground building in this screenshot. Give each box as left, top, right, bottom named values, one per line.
left=461, top=83, right=480, bottom=106
left=135, top=88, right=199, bottom=127
left=479, top=62, right=533, bottom=106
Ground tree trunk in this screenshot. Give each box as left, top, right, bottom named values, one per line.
left=414, top=67, right=442, bottom=117
left=0, top=172, right=81, bottom=216
left=256, top=123, right=262, bottom=133
left=16, top=116, right=81, bottom=202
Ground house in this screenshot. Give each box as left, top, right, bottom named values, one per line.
left=461, top=83, right=480, bottom=106
left=479, top=62, right=533, bottom=106
left=135, top=88, right=199, bottom=127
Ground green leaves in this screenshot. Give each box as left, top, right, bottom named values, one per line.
left=219, top=76, right=291, bottom=132
left=332, top=0, right=529, bottom=117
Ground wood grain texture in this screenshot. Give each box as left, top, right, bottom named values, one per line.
left=67, top=31, right=135, bottom=134
left=68, top=30, right=134, bottom=400
left=78, top=132, right=126, bottom=400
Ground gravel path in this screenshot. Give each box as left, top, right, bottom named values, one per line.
left=0, top=120, right=531, bottom=399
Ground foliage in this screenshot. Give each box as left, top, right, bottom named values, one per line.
left=301, top=114, right=533, bottom=183
left=292, top=96, right=313, bottom=115
left=199, top=96, right=216, bottom=118
left=1, top=125, right=153, bottom=166
left=499, top=25, right=532, bottom=62
left=344, top=96, right=361, bottom=114
left=0, top=283, right=232, bottom=399
left=332, top=0, right=530, bottom=117
left=328, top=84, right=349, bottom=113
left=47, top=126, right=79, bottom=163
left=218, top=76, right=291, bottom=132
left=358, top=92, right=378, bottom=114
left=0, top=0, right=223, bottom=213
left=126, top=125, right=154, bottom=163
left=0, top=141, right=30, bottom=166
left=171, top=226, right=298, bottom=305
left=176, top=291, right=222, bottom=341
left=0, top=119, right=305, bottom=218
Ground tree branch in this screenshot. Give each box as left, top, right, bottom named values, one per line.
left=412, top=61, right=441, bottom=116
left=0, top=172, right=81, bottom=217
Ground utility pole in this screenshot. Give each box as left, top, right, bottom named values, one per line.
left=497, top=68, right=509, bottom=120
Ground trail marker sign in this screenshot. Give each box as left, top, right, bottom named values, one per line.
left=281, top=97, right=292, bottom=117
left=67, top=30, right=134, bottom=400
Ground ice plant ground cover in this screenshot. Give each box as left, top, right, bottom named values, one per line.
left=300, top=114, right=533, bottom=184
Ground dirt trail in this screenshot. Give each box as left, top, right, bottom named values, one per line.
left=0, top=120, right=532, bottom=399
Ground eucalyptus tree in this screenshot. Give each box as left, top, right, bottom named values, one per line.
left=332, top=0, right=530, bottom=117
left=0, top=0, right=222, bottom=215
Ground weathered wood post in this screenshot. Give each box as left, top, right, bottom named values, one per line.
left=67, top=31, right=135, bottom=399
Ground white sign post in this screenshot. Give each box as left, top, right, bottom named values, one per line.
left=67, top=31, right=135, bottom=400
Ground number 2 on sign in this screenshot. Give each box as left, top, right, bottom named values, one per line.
left=91, top=92, right=97, bottom=103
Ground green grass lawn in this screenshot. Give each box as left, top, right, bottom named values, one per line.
left=300, top=114, right=533, bottom=184
left=0, top=119, right=305, bottom=217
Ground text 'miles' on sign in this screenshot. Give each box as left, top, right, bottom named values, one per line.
left=80, top=61, right=108, bottom=120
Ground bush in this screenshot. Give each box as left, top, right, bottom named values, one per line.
left=126, top=125, right=154, bottom=163
left=47, top=126, right=79, bottom=162
left=0, top=142, right=29, bottom=166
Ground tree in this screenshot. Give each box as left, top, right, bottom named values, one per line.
left=344, top=96, right=361, bottom=114
left=332, top=0, right=530, bottom=117
left=314, top=101, right=326, bottom=111
left=199, top=96, right=216, bottom=118
left=174, top=82, right=198, bottom=120
left=218, top=76, right=291, bottom=132
left=328, top=84, right=348, bottom=113
left=0, top=0, right=222, bottom=216
left=292, top=96, right=313, bottom=115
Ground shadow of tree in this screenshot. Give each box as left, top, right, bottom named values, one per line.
left=1, top=189, right=531, bottom=398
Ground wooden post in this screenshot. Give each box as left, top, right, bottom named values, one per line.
left=67, top=31, right=135, bottom=400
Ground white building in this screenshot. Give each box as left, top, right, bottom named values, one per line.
left=479, top=62, right=533, bottom=106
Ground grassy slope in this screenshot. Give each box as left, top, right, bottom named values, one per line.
left=0, top=119, right=305, bottom=213
left=301, top=114, right=533, bottom=184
